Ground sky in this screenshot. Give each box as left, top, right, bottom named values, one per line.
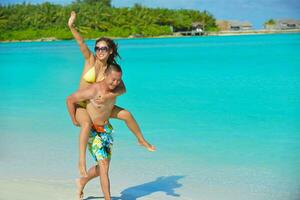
left=0, top=0, right=299, bottom=29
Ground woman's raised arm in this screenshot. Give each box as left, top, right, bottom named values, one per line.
left=68, top=11, right=92, bottom=60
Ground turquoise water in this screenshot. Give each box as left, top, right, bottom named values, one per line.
left=0, top=34, right=300, bottom=199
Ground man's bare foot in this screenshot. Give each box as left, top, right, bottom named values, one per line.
left=138, top=140, right=156, bottom=151
left=76, top=178, right=84, bottom=200
left=78, top=162, right=88, bottom=177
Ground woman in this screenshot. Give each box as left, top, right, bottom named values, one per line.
left=68, top=11, right=155, bottom=178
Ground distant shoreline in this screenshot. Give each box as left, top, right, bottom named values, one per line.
left=207, top=29, right=300, bottom=36
left=1, top=29, right=300, bottom=43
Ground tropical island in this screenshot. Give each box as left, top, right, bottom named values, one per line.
left=0, top=0, right=299, bottom=42
left=0, top=0, right=217, bottom=41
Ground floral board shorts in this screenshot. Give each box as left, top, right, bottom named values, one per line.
left=88, top=123, right=114, bottom=161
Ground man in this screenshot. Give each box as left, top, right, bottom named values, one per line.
left=67, top=63, right=122, bottom=200
left=67, top=63, right=155, bottom=200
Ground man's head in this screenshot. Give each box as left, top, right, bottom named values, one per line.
left=104, top=63, right=122, bottom=90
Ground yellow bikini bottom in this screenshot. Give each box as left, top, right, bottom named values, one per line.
left=76, top=101, right=88, bottom=108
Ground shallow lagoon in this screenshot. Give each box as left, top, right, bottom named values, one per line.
left=0, top=34, right=299, bottom=199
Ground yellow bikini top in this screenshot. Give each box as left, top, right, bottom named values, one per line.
left=83, top=66, right=105, bottom=83
left=83, top=67, right=96, bottom=83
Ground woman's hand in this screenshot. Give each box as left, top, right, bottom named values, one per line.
left=68, top=11, right=76, bottom=28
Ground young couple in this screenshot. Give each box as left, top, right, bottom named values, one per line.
left=66, top=11, right=155, bottom=200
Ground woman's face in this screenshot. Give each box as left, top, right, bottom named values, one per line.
left=94, top=41, right=112, bottom=62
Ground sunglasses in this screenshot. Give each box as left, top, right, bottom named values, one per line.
left=94, top=46, right=109, bottom=52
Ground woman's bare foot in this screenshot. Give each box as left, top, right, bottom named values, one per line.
left=78, top=162, right=88, bottom=178
left=76, top=178, right=84, bottom=200
left=138, top=139, right=156, bottom=151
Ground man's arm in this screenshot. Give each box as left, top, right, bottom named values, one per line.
left=105, top=80, right=126, bottom=99
left=113, top=80, right=126, bottom=96
left=66, top=85, right=97, bottom=126
left=91, top=80, right=126, bottom=105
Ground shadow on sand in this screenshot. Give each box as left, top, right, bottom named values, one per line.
left=84, top=175, right=184, bottom=200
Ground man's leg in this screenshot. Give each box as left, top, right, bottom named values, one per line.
left=76, top=107, right=92, bottom=177
left=98, top=159, right=111, bottom=200
left=76, top=165, right=100, bottom=200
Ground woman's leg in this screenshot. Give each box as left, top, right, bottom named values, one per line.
left=76, top=107, right=92, bottom=177
left=110, top=105, right=155, bottom=151
left=76, top=164, right=99, bottom=199
left=98, top=159, right=111, bottom=200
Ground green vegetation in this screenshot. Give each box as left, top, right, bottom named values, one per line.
left=0, top=0, right=217, bottom=41
left=265, top=19, right=276, bottom=26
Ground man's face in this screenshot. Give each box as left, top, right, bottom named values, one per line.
left=105, top=71, right=122, bottom=90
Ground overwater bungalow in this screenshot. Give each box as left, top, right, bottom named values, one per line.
left=265, top=19, right=300, bottom=30
left=216, top=20, right=253, bottom=31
